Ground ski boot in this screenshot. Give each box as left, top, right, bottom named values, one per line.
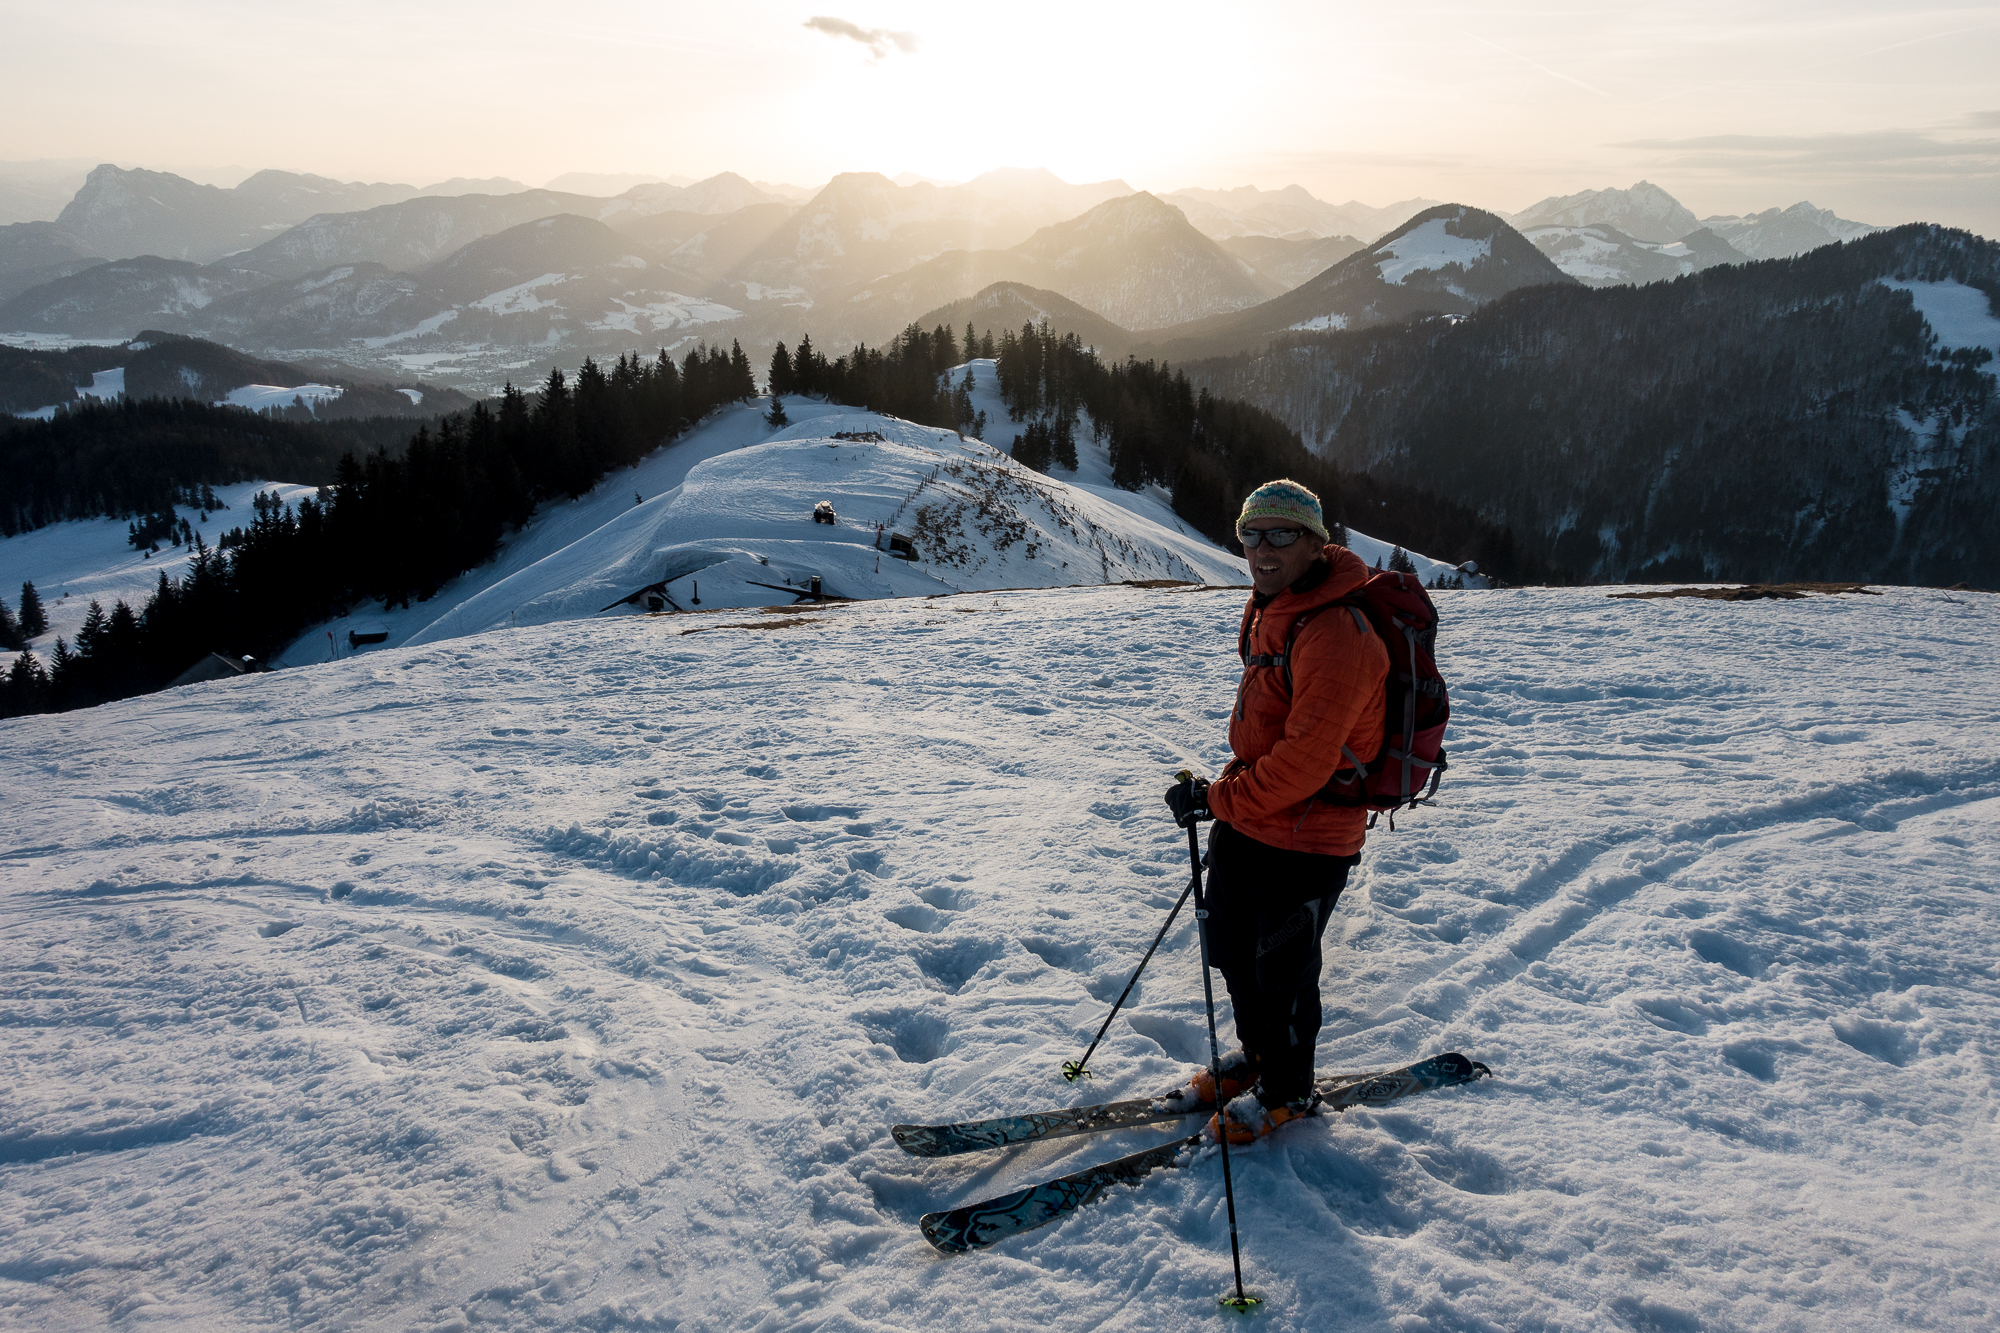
left=1164, top=1051, right=1256, bottom=1109
left=1205, top=1089, right=1319, bottom=1145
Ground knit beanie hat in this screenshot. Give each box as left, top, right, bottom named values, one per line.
left=1237, top=478, right=1328, bottom=540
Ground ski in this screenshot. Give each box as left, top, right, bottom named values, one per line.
left=892, top=1064, right=1396, bottom=1158
left=917, top=1051, right=1489, bottom=1254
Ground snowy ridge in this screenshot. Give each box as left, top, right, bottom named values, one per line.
left=1, top=582, right=1994, bottom=1329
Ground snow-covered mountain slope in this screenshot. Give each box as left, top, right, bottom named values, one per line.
left=1506, top=181, right=1701, bottom=244
left=221, top=190, right=632, bottom=283
left=269, top=392, right=1244, bottom=666
left=1136, top=205, right=1576, bottom=360
left=3, top=581, right=1994, bottom=1331
left=1523, top=223, right=1743, bottom=287
left=191, top=217, right=739, bottom=391
left=1700, top=202, right=1880, bottom=260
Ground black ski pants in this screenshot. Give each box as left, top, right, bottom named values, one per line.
left=1203, top=821, right=1357, bottom=1105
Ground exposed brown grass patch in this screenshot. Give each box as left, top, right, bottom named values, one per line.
left=1610, top=582, right=1880, bottom=602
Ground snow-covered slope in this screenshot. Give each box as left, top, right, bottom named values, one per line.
left=1136, top=206, right=1577, bottom=360
left=1523, top=224, right=1743, bottom=288
left=0, top=477, right=319, bottom=664
left=2, top=582, right=1994, bottom=1331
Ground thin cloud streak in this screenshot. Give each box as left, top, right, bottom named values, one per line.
left=804, top=16, right=918, bottom=60
left=1460, top=31, right=1611, bottom=100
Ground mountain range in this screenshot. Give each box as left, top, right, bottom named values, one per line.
left=0, top=164, right=1905, bottom=396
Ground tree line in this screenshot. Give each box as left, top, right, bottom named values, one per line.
left=986, top=318, right=1546, bottom=574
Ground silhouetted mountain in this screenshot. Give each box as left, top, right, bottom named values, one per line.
left=1185, top=224, right=2000, bottom=585
left=1220, top=234, right=1367, bottom=291
left=54, top=165, right=422, bottom=263
left=1522, top=223, right=1742, bottom=287
left=913, top=281, right=1139, bottom=358
left=723, top=172, right=1049, bottom=314
left=1507, top=181, right=1700, bottom=244
left=0, top=222, right=102, bottom=301
left=223, top=189, right=627, bottom=280
left=808, top=192, right=1272, bottom=344
left=1135, top=205, right=1575, bottom=359
left=1701, top=202, right=1880, bottom=259
left=0, top=257, right=261, bottom=337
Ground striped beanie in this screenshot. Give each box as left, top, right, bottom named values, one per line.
left=1237, top=478, right=1327, bottom=540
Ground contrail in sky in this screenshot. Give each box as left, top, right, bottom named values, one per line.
left=1462, top=31, right=1612, bottom=100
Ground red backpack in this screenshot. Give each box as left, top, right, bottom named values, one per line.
left=1242, top=569, right=1450, bottom=821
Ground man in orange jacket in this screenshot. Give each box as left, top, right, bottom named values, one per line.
left=1165, top=478, right=1387, bottom=1143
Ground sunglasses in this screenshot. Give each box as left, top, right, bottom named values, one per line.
left=1236, top=526, right=1312, bottom=549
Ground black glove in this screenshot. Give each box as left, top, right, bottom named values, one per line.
left=1164, top=776, right=1212, bottom=827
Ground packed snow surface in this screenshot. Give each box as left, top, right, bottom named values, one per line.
left=2, top=583, right=1996, bottom=1331
left=217, top=383, right=345, bottom=414
left=1373, top=220, right=1491, bottom=285
left=1879, top=279, right=2000, bottom=363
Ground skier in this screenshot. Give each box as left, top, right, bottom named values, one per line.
left=1165, top=479, right=1388, bottom=1144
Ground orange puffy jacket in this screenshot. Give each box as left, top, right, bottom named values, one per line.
left=1206, top=544, right=1388, bottom=856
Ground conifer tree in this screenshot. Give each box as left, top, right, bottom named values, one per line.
left=766, top=395, right=790, bottom=428
left=964, top=323, right=978, bottom=360
left=0, top=597, right=21, bottom=651
left=769, top=342, right=795, bottom=395
left=728, top=341, right=756, bottom=399
left=1389, top=545, right=1416, bottom=574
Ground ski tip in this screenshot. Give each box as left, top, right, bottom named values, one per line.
left=1437, top=1051, right=1492, bottom=1081
left=919, top=1210, right=972, bottom=1254
left=891, top=1126, right=944, bottom=1156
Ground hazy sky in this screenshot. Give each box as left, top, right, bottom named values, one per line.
left=5, top=0, right=1998, bottom=231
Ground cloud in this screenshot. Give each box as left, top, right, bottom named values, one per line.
left=804, top=16, right=918, bottom=60
left=1615, top=126, right=2000, bottom=179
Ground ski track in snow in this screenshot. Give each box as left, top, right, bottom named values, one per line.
left=2, top=582, right=1997, bottom=1330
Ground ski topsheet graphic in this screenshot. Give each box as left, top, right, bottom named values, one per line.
left=917, top=1052, right=1489, bottom=1254
left=892, top=1065, right=1398, bottom=1157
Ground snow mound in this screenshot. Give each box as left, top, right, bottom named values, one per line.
left=216, top=382, right=343, bottom=413
left=403, top=410, right=1242, bottom=646
left=1373, top=218, right=1491, bottom=285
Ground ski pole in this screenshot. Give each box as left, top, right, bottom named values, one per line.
left=1187, top=820, right=1260, bottom=1313
left=1061, top=878, right=1194, bottom=1082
